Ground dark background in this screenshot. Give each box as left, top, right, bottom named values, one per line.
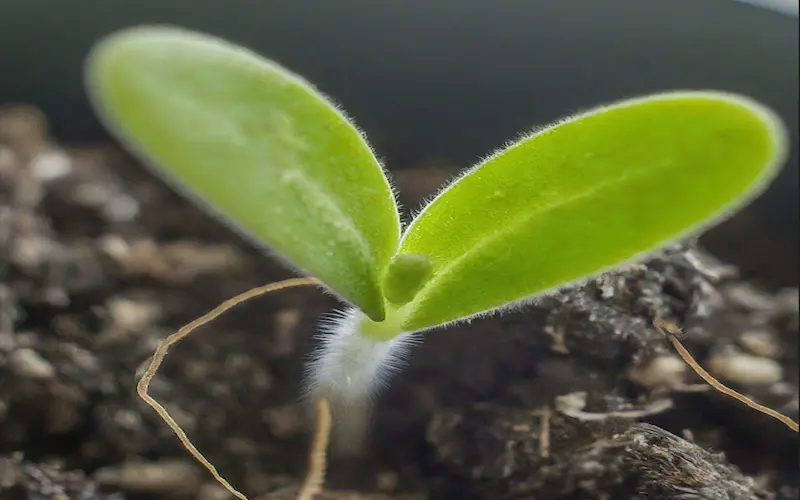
left=1, top=0, right=797, bottom=284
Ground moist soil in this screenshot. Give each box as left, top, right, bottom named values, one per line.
left=0, top=104, right=798, bottom=500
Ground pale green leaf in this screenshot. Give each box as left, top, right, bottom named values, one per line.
left=396, top=91, right=787, bottom=331
left=85, top=26, right=400, bottom=321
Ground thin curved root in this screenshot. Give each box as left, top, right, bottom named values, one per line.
left=654, top=317, right=799, bottom=432
left=136, top=277, right=332, bottom=500
left=297, top=397, right=332, bottom=500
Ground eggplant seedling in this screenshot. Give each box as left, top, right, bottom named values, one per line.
left=85, top=25, right=794, bottom=499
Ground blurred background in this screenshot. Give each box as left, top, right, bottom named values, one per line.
left=1, top=0, right=797, bottom=286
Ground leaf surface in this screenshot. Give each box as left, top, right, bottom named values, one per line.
left=397, top=92, right=787, bottom=331
left=85, top=26, right=400, bottom=320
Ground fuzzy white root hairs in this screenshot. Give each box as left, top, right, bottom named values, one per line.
left=304, top=307, right=418, bottom=454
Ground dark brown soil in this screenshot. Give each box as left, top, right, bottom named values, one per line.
left=0, top=104, right=797, bottom=500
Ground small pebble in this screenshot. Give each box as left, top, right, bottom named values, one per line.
left=683, top=249, right=738, bottom=280
left=60, top=343, right=100, bottom=373
left=598, top=282, right=615, bottom=299
left=197, top=482, right=234, bottom=500
left=628, top=355, right=687, bottom=390
left=29, top=149, right=72, bottom=181
left=273, top=308, right=301, bottom=356
left=8, top=348, right=56, bottom=380
left=106, top=297, right=161, bottom=331
left=94, top=459, right=201, bottom=495
left=10, top=234, right=53, bottom=269
left=42, top=287, right=69, bottom=307
left=161, top=241, right=243, bottom=277
left=707, top=351, right=782, bottom=386
left=98, top=234, right=131, bottom=262
left=14, top=331, right=38, bottom=348
left=0, top=104, right=48, bottom=159
left=73, top=182, right=117, bottom=210
left=738, top=330, right=780, bottom=358
left=768, top=381, right=796, bottom=399
left=555, top=392, right=588, bottom=412
left=102, top=193, right=140, bottom=222
left=112, top=409, right=142, bottom=432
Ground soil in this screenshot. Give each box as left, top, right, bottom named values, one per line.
left=0, top=103, right=798, bottom=500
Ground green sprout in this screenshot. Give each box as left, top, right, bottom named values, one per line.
left=84, top=24, right=790, bottom=496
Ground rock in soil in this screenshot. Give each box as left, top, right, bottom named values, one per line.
left=0, top=104, right=797, bottom=499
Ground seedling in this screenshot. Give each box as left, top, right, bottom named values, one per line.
left=85, top=25, right=794, bottom=499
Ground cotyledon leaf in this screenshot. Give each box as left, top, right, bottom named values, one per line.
left=85, top=26, right=400, bottom=321
left=395, top=91, right=788, bottom=331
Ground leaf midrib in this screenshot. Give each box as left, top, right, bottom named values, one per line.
left=408, top=159, right=676, bottom=310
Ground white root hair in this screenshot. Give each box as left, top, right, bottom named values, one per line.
left=303, top=307, right=419, bottom=454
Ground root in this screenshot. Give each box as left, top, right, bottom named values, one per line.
left=136, top=277, right=317, bottom=500
left=297, top=397, right=333, bottom=500
left=654, top=317, right=798, bottom=432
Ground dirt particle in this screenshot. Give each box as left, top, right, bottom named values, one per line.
left=738, top=329, right=780, bottom=358
left=60, top=342, right=101, bottom=374
left=263, top=404, right=301, bottom=439
left=628, top=354, right=687, bottom=390
left=10, top=234, right=53, bottom=269
left=102, top=193, right=140, bottom=222
left=0, top=104, right=48, bottom=160
left=161, top=240, right=245, bottom=278
left=30, top=149, right=73, bottom=182
left=106, top=296, right=162, bottom=331
left=554, top=391, right=588, bottom=412
left=8, top=347, right=55, bottom=380
left=197, top=482, right=235, bottom=500
left=543, top=324, right=570, bottom=354
left=273, top=308, right=301, bottom=357
left=707, top=349, right=783, bottom=386
left=112, top=409, right=142, bottom=432
left=94, top=459, right=201, bottom=496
